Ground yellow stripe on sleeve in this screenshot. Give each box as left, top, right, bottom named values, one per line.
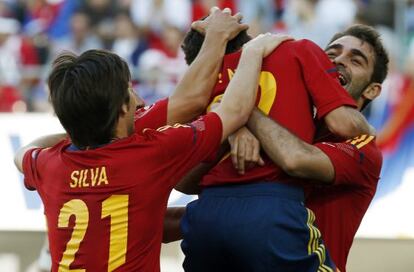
left=356, top=135, right=375, bottom=149
left=350, top=134, right=367, bottom=145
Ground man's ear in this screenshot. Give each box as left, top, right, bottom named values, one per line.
left=362, top=82, right=382, bottom=101
left=120, top=103, right=129, bottom=116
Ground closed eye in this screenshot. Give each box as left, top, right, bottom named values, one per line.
left=351, top=58, right=362, bottom=66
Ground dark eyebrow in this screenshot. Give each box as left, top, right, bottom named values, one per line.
left=325, top=43, right=343, bottom=51
left=350, top=48, right=369, bottom=65
left=325, top=43, right=369, bottom=65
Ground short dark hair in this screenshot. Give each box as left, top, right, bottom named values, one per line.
left=329, top=24, right=389, bottom=84
left=181, top=29, right=251, bottom=65
left=48, top=49, right=131, bottom=148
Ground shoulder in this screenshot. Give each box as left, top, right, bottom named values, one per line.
left=290, top=39, right=330, bottom=60
left=317, top=135, right=382, bottom=175
left=293, top=39, right=322, bottom=50
left=316, top=135, right=382, bottom=188
left=346, top=135, right=382, bottom=170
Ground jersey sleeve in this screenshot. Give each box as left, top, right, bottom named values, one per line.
left=143, top=112, right=223, bottom=187
left=22, top=148, right=43, bottom=191
left=134, top=98, right=168, bottom=134
left=297, top=40, right=357, bottom=119
left=314, top=135, right=382, bottom=188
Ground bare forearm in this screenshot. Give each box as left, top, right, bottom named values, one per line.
left=247, top=110, right=307, bottom=171
left=175, top=162, right=214, bottom=194
left=247, top=110, right=334, bottom=182
left=14, top=133, right=66, bottom=172
left=213, top=48, right=262, bottom=141
left=163, top=206, right=185, bottom=243
left=168, top=32, right=227, bottom=123
left=222, top=49, right=261, bottom=118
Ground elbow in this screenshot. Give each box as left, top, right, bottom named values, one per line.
left=195, top=95, right=210, bottom=112
left=174, top=180, right=201, bottom=195
left=327, top=119, right=364, bottom=139
left=325, top=107, right=370, bottom=138
left=238, top=112, right=250, bottom=127
left=190, top=96, right=211, bottom=117
left=237, top=106, right=255, bottom=126
left=14, top=151, right=23, bottom=173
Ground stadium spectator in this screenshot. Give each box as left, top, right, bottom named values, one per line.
left=52, top=10, right=103, bottom=56
left=130, top=0, right=191, bottom=33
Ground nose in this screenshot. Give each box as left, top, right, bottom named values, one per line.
left=332, top=53, right=347, bottom=68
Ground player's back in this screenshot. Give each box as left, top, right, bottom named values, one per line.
left=23, top=110, right=223, bottom=272
left=28, top=137, right=171, bottom=271
left=202, top=39, right=350, bottom=186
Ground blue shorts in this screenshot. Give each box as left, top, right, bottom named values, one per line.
left=181, top=182, right=335, bottom=272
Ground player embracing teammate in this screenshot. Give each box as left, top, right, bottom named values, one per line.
left=14, top=7, right=389, bottom=272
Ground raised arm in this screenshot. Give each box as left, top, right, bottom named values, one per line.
left=14, top=133, right=67, bottom=173
left=213, top=33, right=291, bottom=142
left=167, top=8, right=248, bottom=124
left=247, top=109, right=335, bottom=183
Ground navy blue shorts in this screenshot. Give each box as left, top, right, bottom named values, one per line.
left=181, top=182, right=335, bottom=272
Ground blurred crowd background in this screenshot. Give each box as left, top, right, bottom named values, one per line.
left=0, top=0, right=413, bottom=152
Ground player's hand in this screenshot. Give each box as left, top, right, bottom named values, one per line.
left=243, top=33, right=293, bottom=58
left=228, top=127, right=265, bottom=175
left=191, top=7, right=249, bottom=41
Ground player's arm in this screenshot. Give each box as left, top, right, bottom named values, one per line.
left=163, top=206, right=186, bottom=243
left=175, top=34, right=292, bottom=193
left=175, top=142, right=229, bottom=194
left=247, top=109, right=335, bottom=183
left=213, top=33, right=291, bottom=142
left=324, top=106, right=373, bottom=139
left=14, top=133, right=67, bottom=173
left=166, top=8, right=248, bottom=124
left=299, top=39, right=372, bottom=138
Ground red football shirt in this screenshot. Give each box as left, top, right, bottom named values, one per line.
left=23, top=110, right=222, bottom=272
left=306, top=134, right=382, bottom=272
left=134, top=98, right=168, bottom=133
left=202, top=39, right=356, bottom=187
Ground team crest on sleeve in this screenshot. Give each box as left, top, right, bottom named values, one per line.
left=191, top=119, right=206, bottom=132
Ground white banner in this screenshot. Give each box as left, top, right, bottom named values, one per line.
left=0, top=113, right=63, bottom=231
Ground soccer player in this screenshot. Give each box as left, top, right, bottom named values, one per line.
left=13, top=32, right=287, bottom=271
left=241, top=25, right=388, bottom=272
left=175, top=23, right=374, bottom=272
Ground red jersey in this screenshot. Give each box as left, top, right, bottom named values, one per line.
left=306, top=134, right=382, bottom=272
left=22, top=104, right=222, bottom=272
left=202, top=39, right=356, bottom=187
